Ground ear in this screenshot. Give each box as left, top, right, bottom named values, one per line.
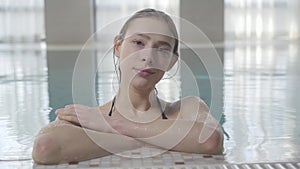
left=167, top=52, right=179, bottom=71
left=114, top=36, right=122, bottom=58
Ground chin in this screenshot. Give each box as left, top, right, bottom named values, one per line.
left=131, top=80, right=153, bottom=90
left=127, top=72, right=163, bottom=90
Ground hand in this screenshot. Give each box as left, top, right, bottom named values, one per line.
left=55, top=104, right=117, bottom=134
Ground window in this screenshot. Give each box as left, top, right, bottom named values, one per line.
left=225, top=0, right=299, bottom=40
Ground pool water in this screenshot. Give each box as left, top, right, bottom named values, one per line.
left=0, top=41, right=299, bottom=167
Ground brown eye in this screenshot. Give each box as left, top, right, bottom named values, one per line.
left=133, top=40, right=144, bottom=46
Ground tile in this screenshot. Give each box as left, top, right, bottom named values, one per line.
left=33, top=149, right=229, bottom=168
left=174, top=161, right=185, bottom=165
left=0, top=160, right=33, bottom=169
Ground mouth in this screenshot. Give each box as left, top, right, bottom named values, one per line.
left=133, top=68, right=155, bottom=77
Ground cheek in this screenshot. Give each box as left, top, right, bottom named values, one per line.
left=119, top=51, right=137, bottom=68
left=119, top=42, right=136, bottom=58
left=118, top=52, right=137, bottom=78
left=153, top=70, right=165, bottom=81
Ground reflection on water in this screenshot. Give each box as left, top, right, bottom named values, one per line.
left=223, top=41, right=300, bottom=163
left=0, top=41, right=299, bottom=163
left=0, top=44, right=49, bottom=160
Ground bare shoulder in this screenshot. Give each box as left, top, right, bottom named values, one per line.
left=165, top=96, right=209, bottom=120
left=99, top=101, right=112, bottom=114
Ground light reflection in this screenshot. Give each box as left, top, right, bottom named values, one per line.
left=288, top=42, right=297, bottom=63
left=267, top=17, right=274, bottom=38
left=0, top=0, right=45, bottom=42
left=0, top=45, right=49, bottom=160
left=246, top=13, right=252, bottom=38
left=224, top=41, right=300, bottom=162
left=225, top=0, right=299, bottom=40
left=235, top=16, right=245, bottom=38
left=289, top=22, right=299, bottom=39
left=255, top=46, right=262, bottom=67
left=255, top=14, right=263, bottom=38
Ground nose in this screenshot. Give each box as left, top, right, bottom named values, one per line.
left=140, top=48, right=154, bottom=64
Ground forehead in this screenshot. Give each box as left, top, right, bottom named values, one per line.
left=124, top=17, right=175, bottom=40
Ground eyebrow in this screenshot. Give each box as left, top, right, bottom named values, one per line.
left=134, top=33, right=172, bottom=49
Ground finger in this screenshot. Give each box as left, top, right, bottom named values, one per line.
left=64, top=105, right=87, bottom=113
left=65, top=104, right=88, bottom=109
left=55, top=108, right=64, bottom=115
left=58, top=114, right=80, bottom=125
left=59, top=110, right=79, bottom=120
left=56, top=108, right=77, bottom=116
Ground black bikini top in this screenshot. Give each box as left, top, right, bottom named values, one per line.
left=108, top=96, right=168, bottom=120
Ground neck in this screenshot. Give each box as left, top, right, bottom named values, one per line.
left=116, top=85, right=156, bottom=111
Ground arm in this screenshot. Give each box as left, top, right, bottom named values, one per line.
left=32, top=119, right=144, bottom=165
left=55, top=97, right=223, bottom=155
left=113, top=117, right=223, bottom=154
left=111, top=97, right=224, bottom=154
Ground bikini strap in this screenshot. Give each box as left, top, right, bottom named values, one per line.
left=108, top=96, right=116, bottom=116
left=156, top=96, right=168, bottom=120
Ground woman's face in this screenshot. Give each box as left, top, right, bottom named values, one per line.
left=115, top=17, right=178, bottom=90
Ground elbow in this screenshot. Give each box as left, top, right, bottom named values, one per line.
left=200, top=130, right=224, bottom=154
left=32, top=134, right=62, bottom=165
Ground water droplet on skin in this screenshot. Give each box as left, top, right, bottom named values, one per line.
left=134, top=126, right=139, bottom=130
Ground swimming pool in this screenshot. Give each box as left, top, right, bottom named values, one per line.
left=0, top=41, right=299, bottom=168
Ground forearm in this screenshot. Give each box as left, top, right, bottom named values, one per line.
left=114, top=119, right=223, bottom=154
left=33, top=119, right=144, bottom=164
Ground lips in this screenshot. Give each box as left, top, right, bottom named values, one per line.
left=134, top=68, right=155, bottom=77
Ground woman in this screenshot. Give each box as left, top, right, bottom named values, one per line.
left=32, top=8, right=223, bottom=165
